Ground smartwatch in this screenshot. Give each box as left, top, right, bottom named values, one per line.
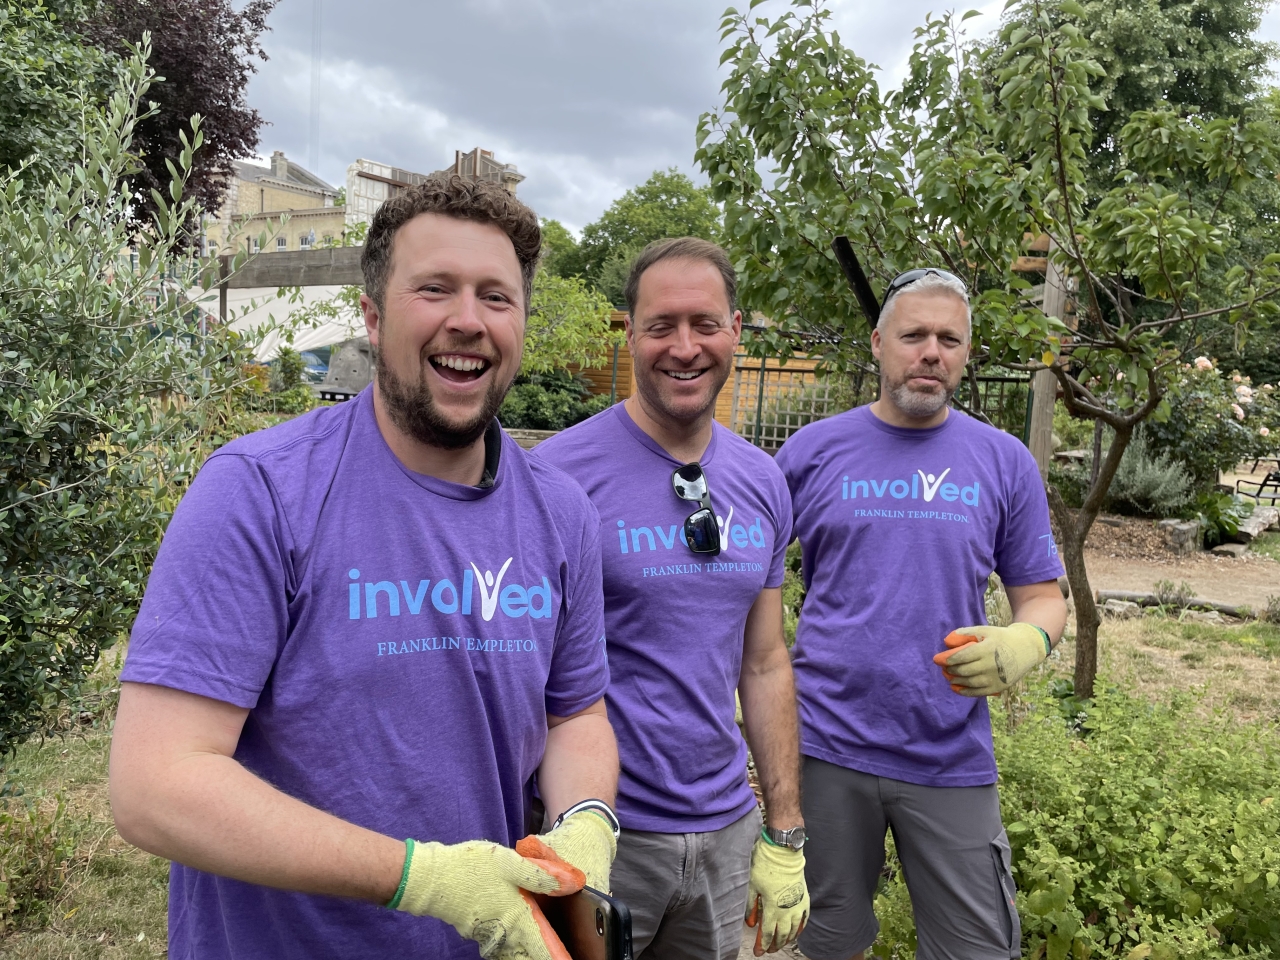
left=552, top=798, right=621, bottom=841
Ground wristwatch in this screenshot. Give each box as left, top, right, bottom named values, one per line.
left=763, top=825, right=807, bottom=851
left=553, top=798, right=621, bottom=840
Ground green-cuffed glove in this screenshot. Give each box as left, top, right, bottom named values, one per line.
left=533, top=810, right=617, bottom=892
left=933, top=623, right=1052, bottom=697
left=745, top=835, right=809, bottom=955
left=390, top=838, right=583, bottom=960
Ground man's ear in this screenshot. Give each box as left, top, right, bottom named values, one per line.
left=730, top=309, right=743, bottom=346
left=624, top=315, right=636, bottom=354
left=870, top=326, right=882, bottom=362
left=360, top=293, right=381, bottom=348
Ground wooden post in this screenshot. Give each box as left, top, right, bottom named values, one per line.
left=608, top=344, right=619, bottom=405
left=1027, top=240, right=1069, bottom=478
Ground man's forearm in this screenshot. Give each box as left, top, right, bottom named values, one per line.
left=739, top=657, right=803, bottom=829
left=1008, top=586, right=1068, bottom=649
left=538, top=706, right=618, bottom=823
left=111, top=683, right=404, bottom=905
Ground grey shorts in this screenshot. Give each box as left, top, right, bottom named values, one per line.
left=610, top=807, right=761, bottom=960
left=798, top=756, right=1020, bottom=960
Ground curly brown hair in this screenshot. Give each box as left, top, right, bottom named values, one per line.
left=360, top=175, right=542, bottom=315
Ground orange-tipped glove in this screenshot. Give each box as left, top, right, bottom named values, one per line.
left=745, top=836, right=809, bottom=954
left=389, top=838, right=582, bottom=960
left=526, top=810, right=617, bottom=893
left=933, top=623, right=1052, bottom=697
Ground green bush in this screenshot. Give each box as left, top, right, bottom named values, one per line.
left=1049, top=431, right=1195, bottom=518
left=1107, top=432, right=1195, bottom=518
left=498, top=370, right=609, bottom=431
left=1142, top=361, right=1279, bottom=489
left=1193, top=492, right=1255, bottom=549
left=870, top=682, right=1280, bottom=959
left=0, top=46, right=247, bottom=756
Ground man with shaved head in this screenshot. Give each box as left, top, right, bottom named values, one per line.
left=775, top=268, right=1067, bottom=960
left=110, top=176, right=620, bottom=960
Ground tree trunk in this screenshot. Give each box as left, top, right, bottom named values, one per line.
left=1045, top=421, right=1135, bottom=700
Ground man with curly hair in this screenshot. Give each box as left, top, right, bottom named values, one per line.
left=110, top=176, right=620, bottom=960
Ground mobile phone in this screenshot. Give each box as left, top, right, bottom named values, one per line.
left=537, top=886, right=632, bottom=960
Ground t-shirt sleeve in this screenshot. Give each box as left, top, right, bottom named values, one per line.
left=765, top=470, right=794, bottom=590
left=121, top=453, right=292, bottom=709
left=544, top=505, right=609, bottom=718
left=994, top=450, right=1066, bottom=587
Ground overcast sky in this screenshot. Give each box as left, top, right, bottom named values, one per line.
left=243, top=0, right=1280, bottom=234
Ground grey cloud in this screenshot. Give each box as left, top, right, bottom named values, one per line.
left=244, top=0, right=1280, bottom=230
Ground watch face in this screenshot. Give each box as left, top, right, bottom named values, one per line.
left=770, top=826, right=807, bottom=848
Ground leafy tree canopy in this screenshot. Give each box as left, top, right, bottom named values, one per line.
left=993, top=0, right=1279, bottom=174
left=697, top=0, right=1280, bottom=699
left=570, top=168, right=722, bottom=304
left=79, top=0, right=277, bottom=231
left=0, top=2, right=115, bottom=180
left=538, top=217, right=580, bottom=279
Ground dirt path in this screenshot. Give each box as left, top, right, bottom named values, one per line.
left=1083, top=546, right=1279, bottom=609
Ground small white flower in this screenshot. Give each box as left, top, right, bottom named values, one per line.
left=1116, top=372, right=1125, bottom=381
left=1194, top=356, right=1213, bottom=370
left=1232, top=403, right=1245, bottom=421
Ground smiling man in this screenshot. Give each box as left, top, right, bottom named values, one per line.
left=110, top=176, right=620, bottom=960
left=774, top=269, right=1067, bottom=960
left=534, top=238, right=808, bottom=959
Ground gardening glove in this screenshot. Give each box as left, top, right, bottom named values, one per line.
left=745, top=835, right=809, bottom=955
left=390, top=837, right=583, bottom=960
left=521, top=810, right=617, bottom=892
left=932, top=623, right=1052, bottom=697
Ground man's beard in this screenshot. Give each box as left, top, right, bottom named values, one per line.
left=887, top=373, right=956, bottom=418
left=375, top=346, right=509, bottom=450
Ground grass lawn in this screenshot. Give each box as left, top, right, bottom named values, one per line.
left=1252, top=530, right=1280, bottom=564
left=1, top=727, right=168, bottom=959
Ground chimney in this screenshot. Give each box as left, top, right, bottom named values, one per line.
left=271, top=150, right=288, bottom=179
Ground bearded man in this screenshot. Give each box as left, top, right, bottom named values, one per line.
left=773, top=269, right=1067, bottom=960
left=110, top=176, right=620, bottom=960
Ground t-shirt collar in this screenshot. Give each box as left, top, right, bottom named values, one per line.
left=359, top=386, right=505, bottom=501
left=612, top=402, right=720, bottom=467
left=857, top=403, right=961, bottom=441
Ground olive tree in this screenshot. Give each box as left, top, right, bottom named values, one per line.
left=0, top=41, right=250, bottom=756
left=697, top=0, right=1280, bottom=697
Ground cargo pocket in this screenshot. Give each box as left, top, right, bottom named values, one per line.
left=990, top=829, right=1021, bottom=959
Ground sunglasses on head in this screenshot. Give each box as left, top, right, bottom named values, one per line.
left=883, top=267, right=964, bottom=301
left=671, top=462, right=721, bottom=556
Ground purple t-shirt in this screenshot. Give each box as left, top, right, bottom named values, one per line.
left=774, top=406, right=1064, bottom=787
left=121, top=387, right=608, bottom=960
left=533, top=404, right=791, bottom=832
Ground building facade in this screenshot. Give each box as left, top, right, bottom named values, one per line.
left=344, top=147, right=524, bottom=229
left=203, top=151, right=347, bottom=257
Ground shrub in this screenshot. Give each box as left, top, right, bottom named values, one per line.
left=0, top=46, right=248, bottom=756
left=1048, top=431, right=1194, bottom=518
left=1193, top=492, right=1255, bottom=548
left=498, top=370, right=608, bottom=431
left=1106, top=431, right=1194, bottom=518
left=1142, top=361, right=1280, bottom=489
left=0, top=794, right=79, bottom=930
left=869, top=682, right=1280, bottom=959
